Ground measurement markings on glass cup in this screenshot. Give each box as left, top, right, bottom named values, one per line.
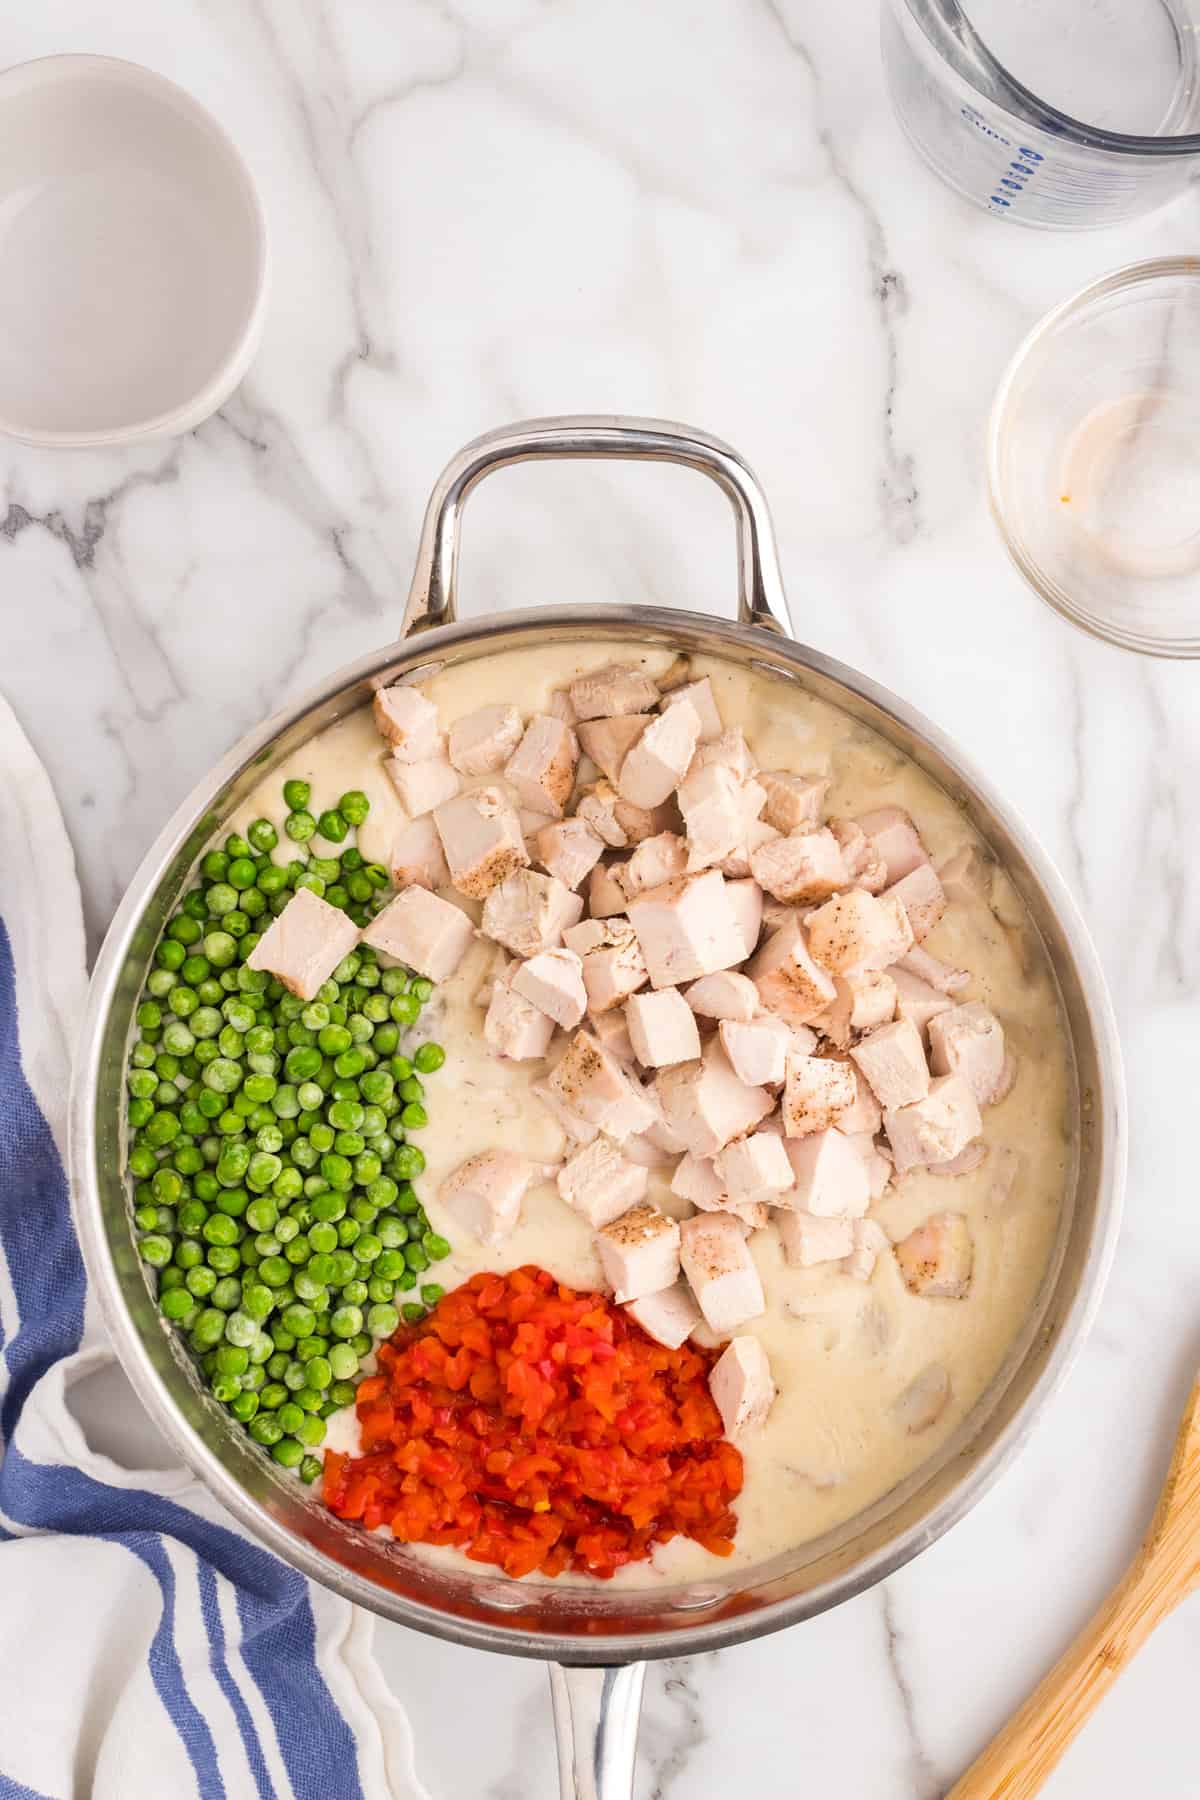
left=960, top=105, right=1045, bottom=212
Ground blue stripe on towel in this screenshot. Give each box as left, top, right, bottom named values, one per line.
left=197, top=1562, right=278, bottom=1800
left=236, top=1584, right=363, bottom=1800
left=0, top=920, right=87, bottom=1440
left=0, top=1450, right=364, bottom=1800
left=0, top=1773, right=58, bottom=1800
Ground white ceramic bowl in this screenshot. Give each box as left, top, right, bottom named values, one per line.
left=0, top=55, right=268, bottom=447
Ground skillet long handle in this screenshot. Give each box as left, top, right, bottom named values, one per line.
left=548, top=1662, right=646, bottom=1800
left=400, top=414, right=793, bottom=639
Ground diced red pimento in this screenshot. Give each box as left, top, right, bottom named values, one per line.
left=321, top=1266, right=742, bottom=1580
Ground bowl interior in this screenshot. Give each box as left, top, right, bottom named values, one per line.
left=0, top=56, right=265, bottom=443
left=74, top=610, right=1122, bottom=1661
left=989, top=258, right=1200, bottom=658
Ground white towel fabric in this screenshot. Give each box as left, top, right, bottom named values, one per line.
left=0, top=694, right=428, bottom=1800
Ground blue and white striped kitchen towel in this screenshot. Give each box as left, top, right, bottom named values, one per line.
left=0, top=696, right=427, bottom=1800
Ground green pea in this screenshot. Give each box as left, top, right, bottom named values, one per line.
left=401, top=1303, right=426, bottom=1325
left=366, top=1302, right=399, bottom=1338
left=248, top=1415, right=283, bottom=1447
left=413, top=1042, right=445, bottom=1074
left=247, top=818, right=278, bottom=853
left=330, top=1305, right=362, bottom=1339
left=285, top=809, right=317, bottom=843
left=271, top=1437, right=305, bottom=1468
left=160, top=1287, right=194, bottom=1322
left=299, top=1455, right=324, bottom=1484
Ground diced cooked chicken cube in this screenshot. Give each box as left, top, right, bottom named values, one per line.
left=547, top=688, right=576, bottom=725
left=781, top=1129, right=871, bottom=1217
left=625, top=988, right=701, bottom=1068
left=828, top=818, right=887, bottom=893
left=718, top=1015, right=795, bottom=1087
left=626, top=870, right=747, bottom=989
left=928, top=1002, right=1007, bottom=1105
left=897, top=945, right=970, bottom=994
left=709, top=1336, right=775, bottom=1436
left=615, top=832, right=689, bottom=899
left=596, top=1202, right=681, bottom=1303
left=619, top=798, right=678, bottom=845
left=748, top=915, right=837, bottom=1025
left=895, top=1211, right=974, bottom=1299
left=563, top=918, right=611, bottom=956
left=625, top=1281, right=703, bottom=1349
left=884, top=1074, right=983, bottom=1173
left=617, top=698, right=702, bottom=809
left=480, top=870, right=583, bottom=957
left=805, top=889, right=913, bottom=976
left=670, top=1150, right=727, bottom=1209
left=568, top=663, right=660, bottom=721
left=837, top=1064, right=883, bottom=1136
left=696, top=727, right=757, bottom=782
left=662, top=676, right=723, bottom=741
left=759, top=771, right=829, bottom=835
left=531, top=1078, right=599, bottom=1145
left=390, top=815, right=450, bottom=893
left=247, top=888, right=360, bottom=1001
left=884, top=863, right=946, bottom=942
left=716, top=1130, right=793, bottom=1200
left=534, top=818, right=604, bottom=890
left=778, top=1210, right=855, bottom=1268
left=858, top=807, right=928, bottom=885
left=721, top=816, right=779, bottom=881
left=549, top=1029, right=656, bottom=1141
left=725, top=877, right=764, bottom=960
left=511, top=947, right=588, bottom=1030
left=577, top=918, right=647, bottom=1013
left=439, top=1150, right=537, bottom=1248
left=557, top=1137, right=648, bottom=1227
left=587, top=860, right=629, bottom=917
left=850, top=1018, right=930, bottom=1110
left=504, top=715, right=578, bottom=818
left=362, top=887, right=474, bottom=983
left=484, top=962, right=556, bottom=1061
left=372, top=684, right=442, bottom=761
left=447, top=703, right=524, bottom=776
left=680, top=1213, right=765, bottom=1335
left=589, top=1005, right=637, bottom=1065
left=433, top=786, right=528, bottom=899
left=782, top=1054, right=857, bottom=1136
left=686, top=970, right=759, bottom=1023
left=892, top=1363, right=952, bottom=1431
left=677, top=763, right=747, bottom=870
left=576, top=716, right=650, bottom=783
left=385, top=754, right=462, bottom=818
left=844, top=1218, right=891, bottom=1282
left=816, top=970, right=898, bottom=1048
left=655, top=1040, right=773, bottom=1156
left=751, top=828, right=847, bottom=905
left=576, top=781, right=631, bottom=848
left=937, top=844, right=991, bottom=905
left=892, top=966, right=955, bottom=1039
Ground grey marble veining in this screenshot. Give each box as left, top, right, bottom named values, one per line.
left=4, top=0, right=1199, bottom=1793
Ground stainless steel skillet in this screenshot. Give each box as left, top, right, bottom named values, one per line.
left=70, top=417, right=1125, bottom=1799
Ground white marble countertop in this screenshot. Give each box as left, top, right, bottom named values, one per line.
left=4, top=3, right=1198, bottom=1795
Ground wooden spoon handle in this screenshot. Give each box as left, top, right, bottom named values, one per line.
left=947, top=1550, right=1183, bottom=1800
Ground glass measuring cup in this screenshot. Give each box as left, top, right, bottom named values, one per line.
left=881, top=0, right=1200, bottom=228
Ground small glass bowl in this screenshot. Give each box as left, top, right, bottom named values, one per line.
left=988, top=258, right=1200, bottom=658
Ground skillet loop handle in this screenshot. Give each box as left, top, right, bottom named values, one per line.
left=401, top=414, right=793, bottom=639
left=548, top=1662, right=646, bottom=1800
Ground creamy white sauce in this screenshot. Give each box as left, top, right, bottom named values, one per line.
left=233, top=642, right=1071, bottom=1587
